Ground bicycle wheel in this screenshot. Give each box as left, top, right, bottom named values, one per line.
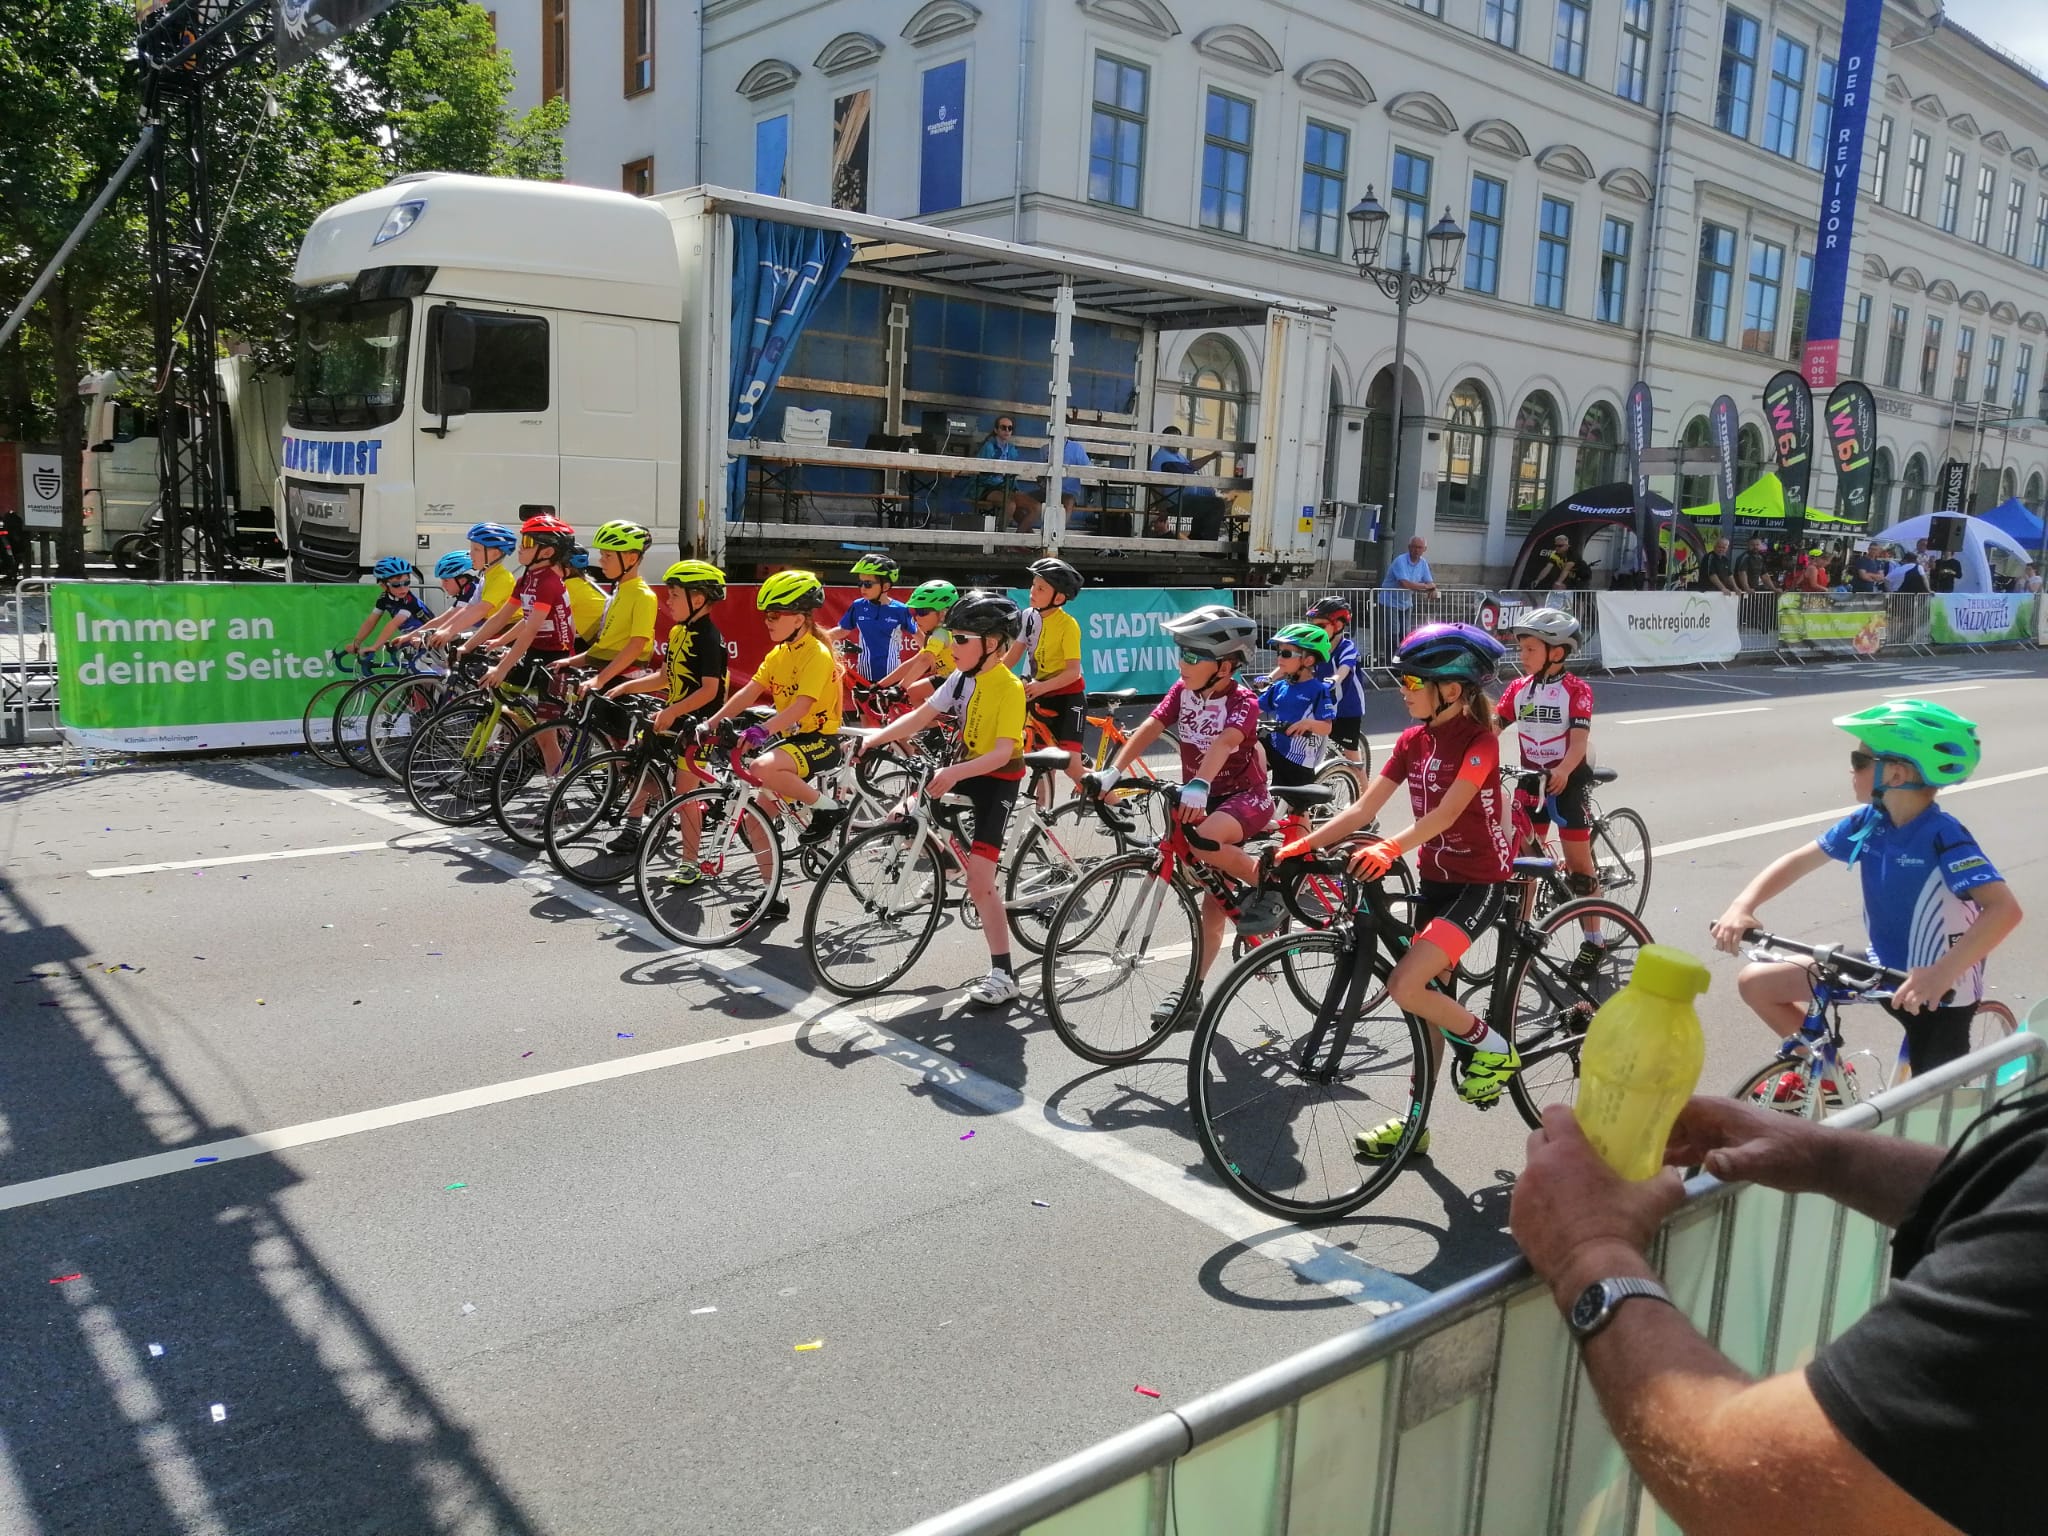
left=1188, top=929, right=1431, bottom=1221
left=636, top=788, right=782, bottom=947
left=331, top=674, right=391, bottom=776
left=1040, top=853, right=1199, bottom=1065
left=1731, top=1052, right=1865, bottom=1119
left=300, top=675, right=359, bottom=767
left=1101, top=779, right=1170, bottom=847
left=1310, top=758, right=1368, bottom=828
left=1589, top=804, right=1652, bottom=917
left=367, top=674, right=452, bottom=781
left=1971, top=998, right=2018, bottom=1055
left=491, top=719, right=599, bottom=848
left=1501, top=897, right=1654, bottom=1129
left=542, top=752, right=650, bottom=885
left=853, top=742, right=924, bottom=817
left=404, top=700, right=512, bottom=825
left=1004, top=799, right=1127, bottom=954
left=803, top=822, right=947, bottom=997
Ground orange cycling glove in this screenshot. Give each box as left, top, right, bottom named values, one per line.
left=1347, top=836, right=1404, bottom=881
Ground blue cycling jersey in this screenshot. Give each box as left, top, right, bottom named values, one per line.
left=373, top=589, right=433, bottom=631
left=1259, top=677, right=1334, bottom=766
left=1315, top=634, right=1365, bottom=718
left=1816, top=803, right=2003, bottom=1002
left=842, top=597, right=917, bottom=682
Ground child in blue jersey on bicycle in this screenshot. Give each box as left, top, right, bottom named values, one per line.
left=828, top=553, right=918, bottom=685
left=343, top=558, right=430, bottom=654
left=1710, top=699, right=2023, bottom=1081
left=1258, top=622, right=1336, bottom=788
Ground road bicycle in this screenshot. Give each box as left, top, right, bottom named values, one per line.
left=1254, top=719, right=1375, bottom=829
left=301, top=649, right=385, bottom=768
left=1184, top=853, right=1654, bottom=1222
left=488, top=682, right=656, bottom=847
left=401, top=664, right=551, bottom=825
left=538, top=709, right=693, bottom=886
left=801, top=748, right=1144, bottom=998
left=331, top=645, right=446, bottom=777
left=362, top=653, right=459, bottom=781
left=1727, top=929, right=2017, bottom=1117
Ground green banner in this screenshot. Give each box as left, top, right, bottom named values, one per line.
left=1930, top=593, right=2037, bottom=645
left=1008, top=586, right=1229, bottom=696
left=1776, top=591, right=1887, bottom=655
left=53, top=581, right=372, bottom=750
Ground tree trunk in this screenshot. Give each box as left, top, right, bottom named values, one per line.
left=46, top=279, right=88, bottom=578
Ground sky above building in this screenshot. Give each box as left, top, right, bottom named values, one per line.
left=1939, top=1, right=2048, bottom=79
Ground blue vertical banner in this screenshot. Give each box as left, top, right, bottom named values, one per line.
left=919, top=60, right=967, bottom=214
left=1804, top=0, right=1886, bottom=390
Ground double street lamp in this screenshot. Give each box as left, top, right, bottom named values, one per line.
left=1347, top=190, right=1465, bottom=543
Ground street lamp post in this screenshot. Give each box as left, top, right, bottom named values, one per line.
left=1348, top=191, right=1465, bottom=544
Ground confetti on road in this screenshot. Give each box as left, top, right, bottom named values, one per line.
left=1031, top=1200, right=1050, bottom=1208
left=209, top=1404, right=227, bottom=1423
left=49, top=1273, right=81, bottom=1284
left=959, top=1131, right=975, bottom=1140
left=461, top=1303, right=477, bottom=1315
left=794, top=1339, right=823, bottom=1353
left=444, top=1181, right=468, bottom=1192
left=691, top=1306, right=717, bottom=1315
left=148, top=1344, right=164, bottom=1357
left=193, top=1156, right=218, bottom=1164
left=521, top=1050, right=533, bottom=1058
left=617, top=1032, right=635, bottom=1039
left=1133, top=1386, right=1161, bottom=1399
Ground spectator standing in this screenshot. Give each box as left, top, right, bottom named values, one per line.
left=1931, top=548, right=1964, bottom=594
left=1537, top=535, right=1578, bottom=591
left=1380, top=536, right=1436, bottom=659
left=1847, top=542, right=1885, bottom=592
left=1697, top=537, right=1735, bottom=594
left=2025, top=562, right=2043, bottom=594
left=1734, top=537, right=1775, bottom=593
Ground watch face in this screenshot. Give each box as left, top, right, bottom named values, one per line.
left=1570, top=1284, right=1606, bottom=1333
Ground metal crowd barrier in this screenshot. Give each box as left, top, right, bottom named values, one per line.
left=2, top=577, right=58, bottom=746
left=897, top=1032, right=2045, bottom=1536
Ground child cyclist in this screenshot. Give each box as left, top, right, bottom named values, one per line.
left=855, top=590, right=1031, bottom=1007
left=1305, top=596, right=1368, bottom=767
left=463, top=513, right=581, bottom=694
left=1277, top=623, right=1519, bottom=1158
left=549, top=520, right=659, bottom=694
left=829, top=553, right=918, bottom=685
left=1709, top=700, right=2022, bottom=1084
left=1259, top=622, right=1336, bottom=787
left=431, top=550, right=479, bottom=612
left=1088, top=604, right=1284, bottom=1024
left=343, top=558, right=431, bottom=655
left=874, top=579, right=958, bottom=705
left=406, top=523, right=519, bottom=649
left=562, top=547, right=609, bottom=649
left=699, top=570, right=849, bottom=919
left=1009, top=557, right=1088, bottom=785
left=1497, top=606, right=1606, bottom=968
left=603, top=559, right=729, bottom=859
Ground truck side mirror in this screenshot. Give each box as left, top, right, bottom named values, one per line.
left=425, top=307, right=477, bottom=436
left=91, top=441, right=114, bottom=453
left=439, top=382, right=472, bottom=417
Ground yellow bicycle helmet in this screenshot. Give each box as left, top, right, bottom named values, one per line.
left=591, top=519, right=653, bottom=552
left=663, top=559, right=727, bottom=600
left=757, top=568, right=826, bottom=612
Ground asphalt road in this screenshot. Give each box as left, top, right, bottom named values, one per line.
left=4, top=650, right=2046, bottom=1536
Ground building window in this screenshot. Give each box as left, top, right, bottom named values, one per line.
left=1741, top=237, right=1783, bottom=353
left=1199, top=90, right=1254, bottom=236
left=1884, top=303, right=1909, bottom=389
left=1904, top=130, right=1929, bottom=220
left=2016, top=342, right=2035, bottom=413
left=1391, top=148, right=1433, bottom=270
left=1175, top=335, right=1248, bottom=470
left=1617, top=0, right=1652, bottom=104
left=1575, top=402, right=1621, bottom=490
left=1436, top=380, right=1493, bottom=526
left=1694, top=222, right=1737, bottom=341
left=1510, top=391, right=1560, bottom=527
left=1850, top=293, right=1872, bottom=377
left=1552, top=0, right=1589, bottom=76
left=2027, top=469, right=2045, bottom=515
left=621, top=156, right=653, bottom=196
left=1899, top=454, right=1929, bottom=521
left=1871, top=448, right=1896, bottom=528
left=754, top=115, right=789, bottom=197
left=1973, top=164, right=1995, bottom=245
left=1919, top=314, right=1943, bottom=397
left=1804, top=57, right=1835, bottom=171
left=1787, top=250, right=1813, bottom=355
left=1715, top=9, right=1760, bottom=138
left=2035, top=193, right=2048, bottom=268
left=541, top=0, right=568, bottom=102
left=1299, top=122, right=1349, bottom=257
left=1870, top=115, right=1893, bottom=203
left=1407, top=0, right=1444, bottom=14
left=1938, top=148, right=1963, bottom=234
left=1953, top=325, right=1975, bottom=403
left=1466, top=173, right=1505, bottom=294
left=1534, top=196, right=1571, bottom=310
left=623, top=0, right=653, bottom=96
left=1483, top=0, right=1521, bottom=51
left=1597, top=216, right=1631, bottom=324
left=1762, top=35, right=1805, bottom=158
left=1986, top=334, right=2004, bottom=403
left=1089, top=56, right=1148, bottom=211
left=1679, top=414, right=1712, bottom=509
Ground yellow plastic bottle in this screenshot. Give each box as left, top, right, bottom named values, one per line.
left=1574, top=945, right=1712, bottom=1181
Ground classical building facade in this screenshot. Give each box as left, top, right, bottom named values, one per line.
left=491, top=0, right=2048, bottom=580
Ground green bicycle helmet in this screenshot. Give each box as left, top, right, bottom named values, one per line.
left=1833, top=699, right=1982, bottom=787
left=850, top=553, right=900, bottom=584
left=1271, top=622, right=1333, bottom=663
left=758, top=568, right=826, bottom=613
left=908, top=578, right=958, bottom=612
left=663, top=559, right=727, bottom=601
left=591, top=519, right=653, bottom=553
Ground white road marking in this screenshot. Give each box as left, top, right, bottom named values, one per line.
left=1595, top=674, right=1770, bottom=697
left=1617, top=706, right=1772, bottom=726
left=63, top=761, right=1420, bottom=1312
left=87, top=838, right=438, bottom=878
left=1650, top=763, right=2048, bottom=856
left=1881, top=684, right=1983, bottom=698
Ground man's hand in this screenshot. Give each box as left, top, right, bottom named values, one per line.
left=1661, top=1096, right=1834, bottom=1195
left=1511, top=1105, right=1686, bottom=1291
left=1707, top=907, right=1758, bottom=954
left=1892, top=964, right=1951, bottom=1014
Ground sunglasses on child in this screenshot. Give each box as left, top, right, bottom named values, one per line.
left=1850, top=750, right=1876, bottom=771
left=1396, top=674, right=1433, bottom=691
left=1274, top=647, right=1308, bottom=661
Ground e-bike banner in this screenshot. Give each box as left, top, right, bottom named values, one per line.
left=1710, top=394, right=1741, bottom=538
left=1764, top=370, right=1814, bottom=532
left=53, top=581, right=369, bottom=750
left=1777, top=591, right=1888, bottom=656
left=1802, top=0, right=1885, bottom=390
left=1823, top=380, right=1878, bottom=527
left=1931, top=593, right=2037, bottom=646
left=1596, top=591, right=1740, bottom=668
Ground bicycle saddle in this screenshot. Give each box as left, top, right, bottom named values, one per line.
left=1270, top=784, right=1334, bottom=809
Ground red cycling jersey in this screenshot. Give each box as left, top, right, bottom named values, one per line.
left=1379, top=714, right=1512, bottom=883
left=1497, top=671, right=1594, bottom=770
left=515, top=566, right=577, bottom=654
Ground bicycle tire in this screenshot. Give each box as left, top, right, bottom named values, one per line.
left=403, top=699, right=510, bottom=825
left=635, top=788, right=783, bottom=948
left=803, top=822, right=947, bottom=997
left=300, top=675, right=359, bottom=767
left=1187, top=929, right=1431, bottom=1222
left=366, top=673, right=452, bottom=781
left=1589, top=804, right=1652, bottom=917
left=1040, top=852, right=1199, bottom=1065
left=1100, top=778, right=1170, bottom=848
left=491, top=719, right=601, bottom=848
left=331, top=674, right=392, bottom=777
left=1500, top=897, right=1654, bottom=1129
left=1971, top=998, right=2018, bottom=1056
left=1003, top=798, right=1128, bottom=955
left=542, top=751, right=650, bottom=885
left=1310, top=757, right=1368, bottom=827
left=1730, top=1053, right=1865, bottom=1119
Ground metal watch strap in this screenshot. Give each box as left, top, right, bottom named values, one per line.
left=1570, top=1276, right=1673, bottom=1341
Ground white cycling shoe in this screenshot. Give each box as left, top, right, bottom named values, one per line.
left=966, top=968, right=1022, bottom=1007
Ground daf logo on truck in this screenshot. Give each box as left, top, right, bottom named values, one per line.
left=283, top=435, right=383, bottom=476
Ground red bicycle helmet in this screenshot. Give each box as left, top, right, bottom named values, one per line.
left=521, top=513, right=574, bottom=538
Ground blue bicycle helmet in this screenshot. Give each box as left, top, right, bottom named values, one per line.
left=467, top=522, right=517, bottom=553
left=371, top=556, right=414, bottom=581
left=433, top=550, right=474, bottom=579
left=569, top=546, right=592, bottom=571
left=1392, top=622, right=1506, bottom=683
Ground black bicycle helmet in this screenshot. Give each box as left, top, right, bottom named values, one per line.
left=1026, top=557, right=1084, bottom=598
left=1392, top=622, right=1506, bottom=682
left=1305, top=595, right=1353, bottom=622
left=944, top=588, right=1023, bottom=643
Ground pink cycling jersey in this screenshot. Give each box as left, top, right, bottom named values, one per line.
left=1497, top=672, right=1594, bottom=769
left=1150, top=680, right=1268, bottom=799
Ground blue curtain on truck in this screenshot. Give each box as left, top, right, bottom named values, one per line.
left=726, top=217, right=854, bottom=520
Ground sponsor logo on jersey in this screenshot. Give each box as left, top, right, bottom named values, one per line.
left=1948, top=854, right=1989, bottom=873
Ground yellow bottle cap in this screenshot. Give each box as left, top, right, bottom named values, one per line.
left=1629, top=944, right=1711, bottom=1001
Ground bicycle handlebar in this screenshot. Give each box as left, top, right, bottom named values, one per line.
left=1733, top=927, right=1929, bottom=998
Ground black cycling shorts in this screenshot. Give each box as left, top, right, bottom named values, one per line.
left=954, top=772, right=1022, bottom=861
left=1031, top=691, right=1086, bottom=751
left=1329, top=716, right=1363, bottom=751
left=1884, top=1001, right=1976, bottom=1076
left=773, top=731, right=842, bottom=780
left=1262, top=740, right=1316, bottom=787
left=1528, top=761, right=1597, bottom=838
left=1411, top=879, right=1509, bottom=967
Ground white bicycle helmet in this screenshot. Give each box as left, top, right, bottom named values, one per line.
left=1508, top=606, right=1581, bottom=654
left=1163, top=604, right=1260, bottom=664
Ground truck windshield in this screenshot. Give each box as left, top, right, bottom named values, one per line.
left=288, top=297, right=410, bottom=430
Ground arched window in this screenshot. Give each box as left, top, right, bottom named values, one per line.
left=1899, top=453, right=1929, bottom=522
left=2002, top=466, right=2019, bottom=504
left=1436, top=379, right=1494, bottom=527
left=1870, top=448, right=1896, bottom=530
left=1737, top=422, right=1766, bottom=488
left=1680, top=414, right=1712, bottom=511
left=1574, top=402, right=1621, bottom=492
left=2026, top=470, right=2045, bottom=515
left=1177, top=335, right=1248, bottom=474
left=1510, top=391, right=1560, bottom=528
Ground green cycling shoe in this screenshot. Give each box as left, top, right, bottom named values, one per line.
left=1354, top=1117, right=1429, bottom=1161
left=1459, top=1045, right=1522, bottom=1106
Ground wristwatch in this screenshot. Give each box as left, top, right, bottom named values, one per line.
left=1567, top=1276, right=1673, bottom=1342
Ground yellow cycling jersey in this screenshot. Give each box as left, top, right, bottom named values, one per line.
left=1034, top=606, right=1083, bottom=688
left=755, top=629, right=840, bottom=736
left=564, top=575, right=606, bottom=643
left=920, top=627, right=956, bottom=679
left=959, top=662, right=1026, bottom=773
left=590, top=575, right=657, bottom=662
left=479, top=560, right=518, bottom=616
